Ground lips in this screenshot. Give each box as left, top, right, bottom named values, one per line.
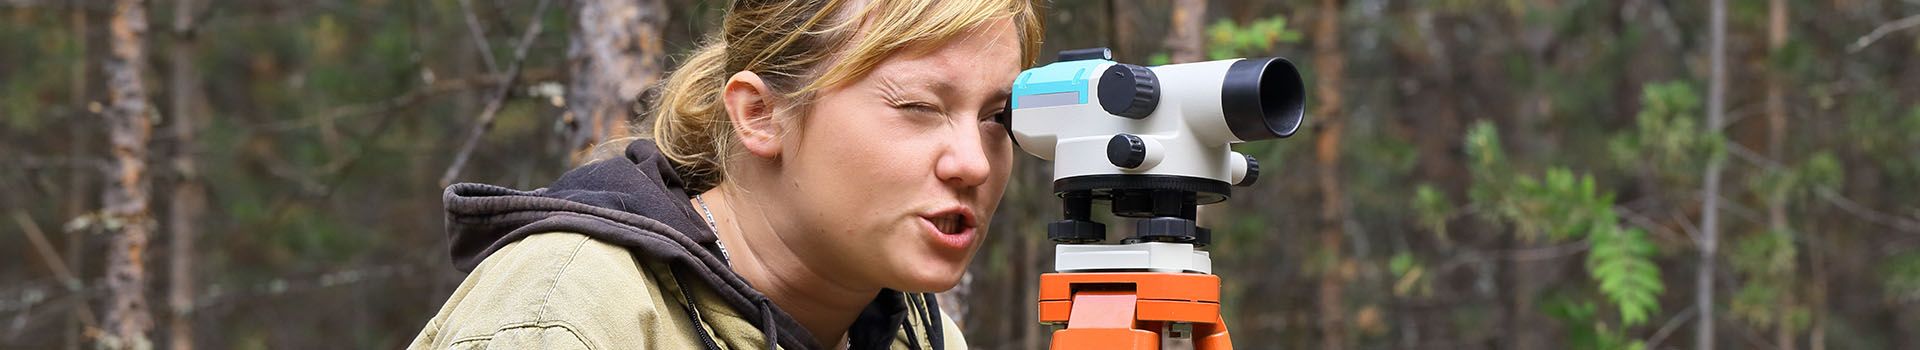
left=922, top=207, right=977, bottom=235
left=931, top=213, right=968, bottom=234
left=920, top=206, right=979, bottom=252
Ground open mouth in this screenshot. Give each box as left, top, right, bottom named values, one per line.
left=922, top=207, right=978, bottom=236
left=931, top=213, right=972, bottom=235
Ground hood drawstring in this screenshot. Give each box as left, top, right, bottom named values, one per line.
left=758, top=296, right=779, bottom=350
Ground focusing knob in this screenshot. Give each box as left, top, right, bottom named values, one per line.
left=1107, top=134, right=1148, bottom=169
left=1237, top=155, right=1260, bottom=186
left=1098, top=64, right=1159, bottom=119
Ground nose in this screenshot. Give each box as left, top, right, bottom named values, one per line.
left=935, top=123, right=994, bottom=188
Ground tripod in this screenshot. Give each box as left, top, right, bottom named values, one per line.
left=1037, top=188, right=1233, bottom=349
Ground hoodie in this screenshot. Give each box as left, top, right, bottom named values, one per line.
left=435, top=140, right=945, bottom=350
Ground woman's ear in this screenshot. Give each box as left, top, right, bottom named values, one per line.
left=723, top=71, right=783, bottom=158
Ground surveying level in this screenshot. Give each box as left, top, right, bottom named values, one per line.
left=1006, top=47, right=1306, bottom=349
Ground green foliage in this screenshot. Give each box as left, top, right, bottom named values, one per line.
left=1727, top=229, right=1810, bottom=331
left=1882, top=252, right=1920, bottom=303
left=1608, top=81, right=1723, bottom=177
left=1729, top=229, right=1797, bottom=276
left=1389, top=252, right=1432, bottom=298
left=1588, top=226, right=1662, bottom=326
left=1744, top=151, right=1844, bottom=207
left=1206, top=16, right=1301, bottom=60
left=1463, top=122, right=1512, bottom=206
left=1412, top=185, right=1453, bottom=240
left=1451, top=120, right=1666, bottom=328
left=1, top=12, right=81, bottom=132
left=1543, top=294, right=1649, bottom=350
left=1149, top=15, right=1302, bottom=65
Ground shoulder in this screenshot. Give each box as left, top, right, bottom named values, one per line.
left=935, top=309, right=968, bottom=349
left=409, top=232, right=690, bottom=349
left=893, top=293, right=969, bottom=350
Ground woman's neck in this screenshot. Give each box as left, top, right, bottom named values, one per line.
left=697, top=186, right=875, bottom=347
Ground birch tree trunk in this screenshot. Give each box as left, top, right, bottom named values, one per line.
left=103, top=0, right=156, bottom=348
left=1698, top=0, right=1728, bottom=348
left=565, top=0, right=666, bottom=163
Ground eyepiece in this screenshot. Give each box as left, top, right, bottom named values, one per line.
left=1221, top=57, right=1306, bottom=141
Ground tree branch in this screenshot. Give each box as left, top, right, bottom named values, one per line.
left=244, top=68, right=557, bottom=133
left=1434, top=240, right=1592, bottom=273
left=1848, top=14, right=1920, bottom=53
left=11, top=211, right=100, bottom=331
left=1616, top=205, right=1690, bottom=245
left=1725, top=143, right=1920, bottom=234
left=456, top=0, right=501, bottom=73
left=439, top=0, right=554, bottom=187
left=1645, top=304, right=1699, bottom=350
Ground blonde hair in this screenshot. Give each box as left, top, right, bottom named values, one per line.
left=603, top=0, right=1043, bottom=194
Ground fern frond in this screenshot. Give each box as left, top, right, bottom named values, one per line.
left=1587, top=227, right=1664, bottom=326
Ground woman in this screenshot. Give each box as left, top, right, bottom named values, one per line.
left=409, top=0, right=1041, bottom=349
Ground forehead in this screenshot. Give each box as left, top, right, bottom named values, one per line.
left=866, top=19, right=1023, bottom=90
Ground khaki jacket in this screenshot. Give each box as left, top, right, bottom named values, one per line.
left=408, top=232, right=965, bottom=349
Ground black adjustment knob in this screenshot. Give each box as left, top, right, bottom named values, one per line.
left=1048, top=219, right=1107, bottom=243
left=1237, top=155, right=1260, bottom=186
left=1098, top=64, right=1159, bottom=119
left=1135, top=217, right=1199, bottom=244
left=1107, top=134, right=1148, bottom=169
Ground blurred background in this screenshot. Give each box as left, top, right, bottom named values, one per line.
left=4, top=0, right=1920, bottom=349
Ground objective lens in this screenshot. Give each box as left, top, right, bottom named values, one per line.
left=1221, top=57, right=1306, bottom=141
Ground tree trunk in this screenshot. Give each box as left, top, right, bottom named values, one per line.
left=66, top=1, right=91, bottom=349
left=1105, top=0, right=1135, bottom=61
left=1166, top=0, right=1207, bottom=63
left=1698, top=0, right=1728, bottom=348
left=167, top=0, right=204, bottom=348
left=1022, top=229, right=1041, bottom=349
left=565, top=0, right=666, bottom=164
left=1766, top=1, right=1798, bottom=349
left=103, top=0, right=156, bottom=348
left=1311, top=0, right=1348, bottom=349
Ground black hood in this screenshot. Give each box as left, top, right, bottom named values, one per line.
left=442, top=140, right=930, bottom=350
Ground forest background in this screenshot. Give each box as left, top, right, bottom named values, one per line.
left=4, top=0, right=1920, bottom=349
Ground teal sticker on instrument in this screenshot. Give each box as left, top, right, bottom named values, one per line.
left=1011, top=59, right=1107, bottom=109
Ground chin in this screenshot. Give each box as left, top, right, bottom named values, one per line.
left=892, top=258, right=969, bottom=292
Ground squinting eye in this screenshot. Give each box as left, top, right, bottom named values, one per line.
left=982, top=109, right=1008, bottom=125
left=982, top=109, right=1011, bottom=136
left=898, top=102, right=942, bottom=115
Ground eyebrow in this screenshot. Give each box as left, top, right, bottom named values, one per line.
left=880, top=75, right=1010, bottom=100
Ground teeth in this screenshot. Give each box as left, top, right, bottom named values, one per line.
left=935, top=215, right=961, bottom=234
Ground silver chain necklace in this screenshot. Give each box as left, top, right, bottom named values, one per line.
left=694, top=194, right=732, bottom=263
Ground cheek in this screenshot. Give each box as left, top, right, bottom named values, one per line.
left=801, top=111, right=928, bottom=185
left=984, top=140, right=1014, bottom=194
left=787, top=105, right=931, bottom=222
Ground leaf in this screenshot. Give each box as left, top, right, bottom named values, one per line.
left=1881, top=252, right=1920, bottom=303
left=1588, top=227, right=1664, bottom=326
left=1413, top=185, right=1454, bottom=239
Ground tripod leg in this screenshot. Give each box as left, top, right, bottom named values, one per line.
left=1194, top=314, right=1233, bottom=350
